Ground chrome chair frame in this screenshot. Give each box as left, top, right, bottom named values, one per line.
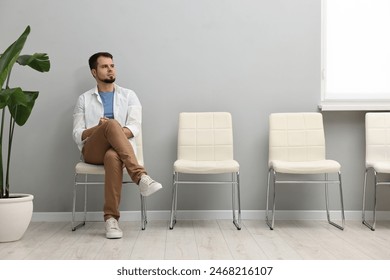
left=169, top=171, right=241, bottom=230
left=266, top=169, right=345, bottom=231
left=362, top=167, right=390, bottom=231
left=72, top=170, right=147, bottom=231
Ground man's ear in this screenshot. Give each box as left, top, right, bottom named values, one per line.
left=91, top=69, right=97, bottom=78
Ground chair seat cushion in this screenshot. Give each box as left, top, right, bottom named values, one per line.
left=270, top=159, right=341, bottom=174
left=367, top=161, right=390, bottom=173
left=75, top=162, right=105, bottom=175
left=174, top=159, right=239, bottom=174
left=75, top=162, right=133, bottom=181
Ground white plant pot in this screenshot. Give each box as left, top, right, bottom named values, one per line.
left=0, top=194, right=33, bottom=243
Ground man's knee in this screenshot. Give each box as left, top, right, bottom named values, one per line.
left=104, top=149, right=120, bottom=163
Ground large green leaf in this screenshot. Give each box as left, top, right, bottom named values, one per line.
left=8, top=90, right=38, bottom=126
left=17, top=53, right=50, bottom=72
left=0, top=26, right=30, bottom=88
left=0, top=88, right=13, bottom=109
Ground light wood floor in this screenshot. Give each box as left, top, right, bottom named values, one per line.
left=1, top=219, right=390, bottom=260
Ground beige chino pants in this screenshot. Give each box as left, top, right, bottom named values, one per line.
left=82, top=119, right=146, bottom=221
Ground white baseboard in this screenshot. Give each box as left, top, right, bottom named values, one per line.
left=31, top=210, right=390, bottom=222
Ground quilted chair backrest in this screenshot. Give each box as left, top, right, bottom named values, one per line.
left=177, top=112, right=234, bottom=161
left=365, top=113, right=390, bottom=164
left=269, top=112, right=326, bottom=165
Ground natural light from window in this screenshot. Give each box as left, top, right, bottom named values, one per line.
left=321, top=0, right=390, bottom=110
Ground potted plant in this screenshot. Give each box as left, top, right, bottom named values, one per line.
left=0, top=26, right=50, bottom=242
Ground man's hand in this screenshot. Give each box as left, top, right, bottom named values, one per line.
left=99, top=117, right=109, bottom=125
left=123, top=127, right=134, bottom=138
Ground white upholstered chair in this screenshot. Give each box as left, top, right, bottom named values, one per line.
left=266, top=112, right=345, bottom=230
left=169, top=112, right=241, bottom=230
left=72, top=130, right=147, bottom=231
left=362, top=113, right=390, bottom=230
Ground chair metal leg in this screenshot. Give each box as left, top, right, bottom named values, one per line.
left=72, top=173, right=78, bottom=231
left=266, top=170, right=344, bottom=230
left=362, top=169, right=369, bottom=225
left=325, top=173, right=330, bottom=221
left=338, top=171, right=346, bottom=227
left=169, top=172, right=178, bottom=229
left=72, top=173, right=88, bottom=231
left=265, top=169, right=276, bottom=230
left=232, top=172, right=241, bottom=230
left=362, top=168, right=377, bottom=231
left=83, top=175, right=88, bottom=222
left=144, top=196, right=148, bottom=228
left=324, top=172, right=345, bottom=230
left=140, top=195, right=147, bottom=230
left=73, top=173, right=147, bottom=231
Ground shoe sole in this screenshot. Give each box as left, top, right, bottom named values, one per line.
left=141, top=183, right=162, bottom=197
left=106, top=232, right=123, bottom=239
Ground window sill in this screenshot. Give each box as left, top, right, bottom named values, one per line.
left=318, top=101, right=390, bottom=111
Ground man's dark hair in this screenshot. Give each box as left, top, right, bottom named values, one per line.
left=88, top=52, right=113, bottom=70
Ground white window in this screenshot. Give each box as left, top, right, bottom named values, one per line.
left=320, top=0, right=390, bottom=111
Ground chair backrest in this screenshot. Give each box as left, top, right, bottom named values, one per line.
left=135, top=128, right=144, bottom=166
left=177, top=112, right=234, bottom=161
left=365, top=113, right=390, bottom=164
left=269, top=112, right=326, bottom=164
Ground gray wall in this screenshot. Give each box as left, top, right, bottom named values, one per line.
left=0, top=0, right=382, bottom=214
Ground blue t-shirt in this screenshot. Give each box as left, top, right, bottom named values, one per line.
left=99, top=91, right=114, bottom=119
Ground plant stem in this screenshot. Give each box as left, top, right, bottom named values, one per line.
left=0, top=110, right=3, bottom=199
left=5, top=113, right=16, bottom=198
left=0, top=70, right=11, bottom=198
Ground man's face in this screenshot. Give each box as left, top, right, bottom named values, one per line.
left=92, top=56, right=116, bottom=84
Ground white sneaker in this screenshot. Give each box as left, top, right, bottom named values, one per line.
left=105, top=217, right=123, bottom=239
left=139, top=175, right=162, bottom=196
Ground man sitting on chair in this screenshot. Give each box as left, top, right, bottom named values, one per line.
left=72, top=52, right=162, bottom=239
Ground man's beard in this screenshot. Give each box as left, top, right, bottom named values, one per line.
left=102, top=77, right=116, bottom=83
